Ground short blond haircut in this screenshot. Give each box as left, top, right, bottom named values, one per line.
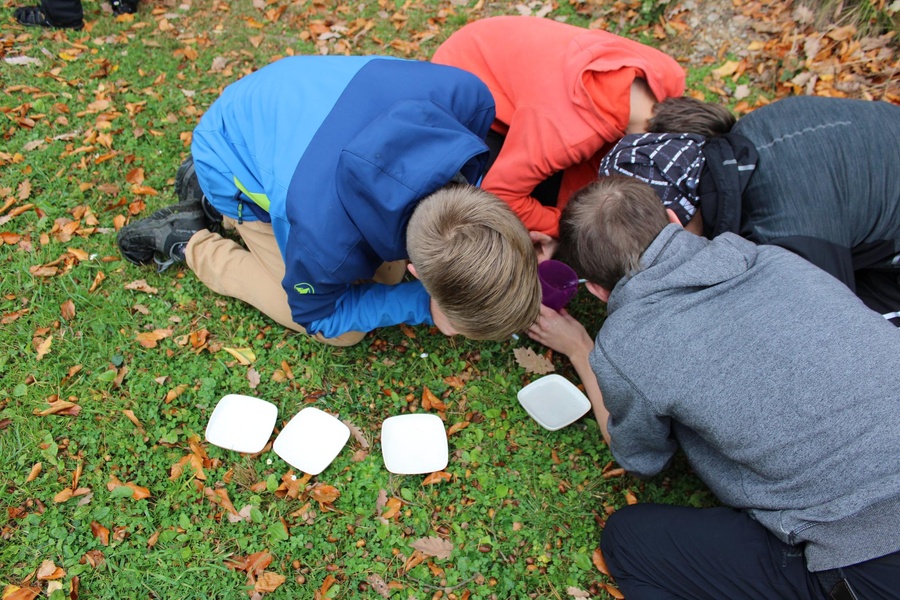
left=560, top=176, right=669, bottom=290
left=407, top=184, right=540, bottom=340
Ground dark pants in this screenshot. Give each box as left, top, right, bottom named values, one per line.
left=40, top=0, right=82, bottom=27
left=601, top=504, right=900, bottom=600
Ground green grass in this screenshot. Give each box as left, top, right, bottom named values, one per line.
left=0, top=1, right=713, bottom=598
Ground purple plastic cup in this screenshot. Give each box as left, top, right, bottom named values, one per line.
left=538, top=260, right=579, bottom=311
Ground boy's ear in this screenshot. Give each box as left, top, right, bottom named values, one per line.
left=586, top=281, right=611, bottom=303
left=407, top=263, right=419, bottom=279
left=666, top=208, right=683, bottom=226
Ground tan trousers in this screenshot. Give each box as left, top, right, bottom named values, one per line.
left=185, top=216, right=406, bottom=346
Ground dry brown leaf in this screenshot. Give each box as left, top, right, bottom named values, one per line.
left=35, top=335, right=52, bottom=361
left=342, top=418, right=370, bottom=449
left=26, top=463, right=42, bottom=482
left=421, top=471, right=452, bottom=485
left=513, top=347, right=555, bottom=374
left=409, top=536, right=453, bottom=560
left=88, top=271, right=105, bottom=293
left=124, top=279, right=158, bottom=294
left=2, top=585, right=40, bottom=600
left=164, top=383, right=189, bottom=404
left=91, top=521, right=110, bottom=546
left=124, top=167, right=144, bottom=185
left=602, top=582, right=625, bottom=599
left=711, top=59, right=740, bottom=78
left=122, top=409, right=143, bottom=429
left=402, top=550, right=426, bottom=573
left=60, top=299, right=75, bottom=320
left=33, top=400, right=80, bottom=417
left=381, top=497, right=402, bottom=520
left=107, top=476, right=151, bottom=500
left=254, top=572, right=286, bottom=593
left=592, top=547, right=610, bottom=575
left=247, top=367, right=261, bottom=389
left=310, top=484, right=340, bottom=505
left=79, top=549, right=105, bottom=568
left=448, top=421, right=469, bottom=436
left=36, top=559, right=65, bottom=580
left=366, top=573, right=391, bottom=598
left=17, top=180, right=31, bottom=200
left=624, top=491, right=638, bottom=505
left=204, top=487, right=239, bottom=517
left=227, top=550, right=273, bottom=575
left=136, top=328, right=172, bottom=349
left=566, top=587, right=591, bottom=599
left=422, top=386, right=447, bottom=411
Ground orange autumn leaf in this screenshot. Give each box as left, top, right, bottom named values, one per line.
left=88, top=271, right=105, bottom=293
left=254, top=572, right=286, bottom=593
left=60, top=299, right=75, bottom=320
left=124, top=167, right=144, bottom=185
left=33, top=400, right=81, bottom=417
left=310, top=484, right=340, bottom=505
left=592, top=548, right=610, bottom=575
left=26, top=463, right=42, bottom=482
left=163, top=383, right=189, bottom=404
left=2, top=586, right=40, bottom=600
left=422, top=386, right=447, bottom=411
left=602, top=582, right=625, bottom=599
left=107, top=475, right=151, bottom=500
left=36, top=559, right=65, bottom=580
left=421, top=471, right=452, bottom=485
left=381, top=497, right=402, bottom=520
left=35, top=335, right=52, bottom=361
left=402, top=550, right=425, bottom=573
left=448, top=421, right=469, bottom=436
left=204, top=487, right=239, bottom=517
left=91, top=521, right=110, bottom=546
left=226, top=551, right=273, bottom=575
left=136, top=328, right=172, bottom=349
left=624, top=490, right=638, bottom=505
left=315, top=574, right=336, bottom=600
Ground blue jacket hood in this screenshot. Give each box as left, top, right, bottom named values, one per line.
left=336, top=98, right=488, bottom=260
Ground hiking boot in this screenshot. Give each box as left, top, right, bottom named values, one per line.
left=110, top=0, right=138, bottom=15
left=116, top=202, right=206, bottom=272
left=14, top=5, right=83, bottom=29
left=174, top=156, right=223, bottom=231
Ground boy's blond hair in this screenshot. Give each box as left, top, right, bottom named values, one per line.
left=407, top=184, right=540, bottom=340
left=560, top=176, right=669, bottom=291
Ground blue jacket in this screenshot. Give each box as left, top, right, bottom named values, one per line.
left=191, top=56, right=495, bottom=337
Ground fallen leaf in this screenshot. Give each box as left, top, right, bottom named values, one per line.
left=91, top=521, right=110, bottom=546
left=410, top=536, right=453, bottom=560
left=60, top=299, right=75, bottom=320
left=513, top=347, right=555, bottom=374
left=366, top=574, right=391, bottom=599
left=421, top=471, right=452, bottom=485
left=342, top=418, right=370, bottom=449
left=223, top=347, right=256, bottom=365
left=124, top=279, right=158, bottom=294
left=403, top=550, right=426, bottom=573
left=26, top=463, right=42, bottom=482
left=79, top=549, right=105, bottom=568
left=592, top=547, right=610, bottom=575
left=422, top=386, right=447, bottom=411
left=35, top=335, right=52, bottom=360
left=602, top=582, right=625, bottom=599
left=1, top=586, right=40, bottom=600
left=310, top=484, right=340, bottom=505
left=33, top=400, right=81, bottom=417
left=36, top=559, right=65, bottom=580
left=226, top=550, right=273, bottom=575
left=254, top=572, right=286, bottom=593
left=247, top=367, right=261, bottom=389
left=381, top=497, right=402, bottom=520
left=448, top=421, right=469, bottom=436
left=566, top=587, right=591, bottom=598
left=711, top=60, right=740, bottom=78
left=136, top=328, right=172, bottom=348
left=122, top=409, right=143, bottom=429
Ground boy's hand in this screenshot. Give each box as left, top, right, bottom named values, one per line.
left=527, top=305, right=593, bottom=360
left=529, top=231, right=558, bottom=263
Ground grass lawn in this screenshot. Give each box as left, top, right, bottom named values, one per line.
left=2, top=1, right=746, bottom=598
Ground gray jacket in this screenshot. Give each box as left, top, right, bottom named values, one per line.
left=590, top=225, right=900, bottom=571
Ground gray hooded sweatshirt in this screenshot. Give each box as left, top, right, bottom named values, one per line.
left=589, top=224, right=900, bottom=571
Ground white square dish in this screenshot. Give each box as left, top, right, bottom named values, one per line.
left=205, top=394, right=278, bottom=454
left=517, top=374, right=591, bottom=431
left=273, top=407, right=350, bottom=475
left=381, top=414, right=448, bottom=475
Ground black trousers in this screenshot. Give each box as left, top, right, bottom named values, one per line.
left=600, top=504, right=900, bottom=600
left=40, top=0, right=82, bottom=27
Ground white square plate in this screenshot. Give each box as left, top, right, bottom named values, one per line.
left=273, top=407, right=350, bottom=475
left=381, top=414, right=448, bottom=475
left=205, top=394, right=278, bottom=454
left=517, top=374, right=591, bottom=431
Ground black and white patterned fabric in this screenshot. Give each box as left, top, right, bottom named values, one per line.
left=599, top=132, right=707, bottom=225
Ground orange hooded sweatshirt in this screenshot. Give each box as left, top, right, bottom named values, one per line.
left=433, top=17, right=686, bottom=237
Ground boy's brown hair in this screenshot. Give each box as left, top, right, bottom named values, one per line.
left=559, top=176, right=669, bottom=291
left=407, top=184, right=541, bottom=339
left=648, top=97, right=737, bottom=138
